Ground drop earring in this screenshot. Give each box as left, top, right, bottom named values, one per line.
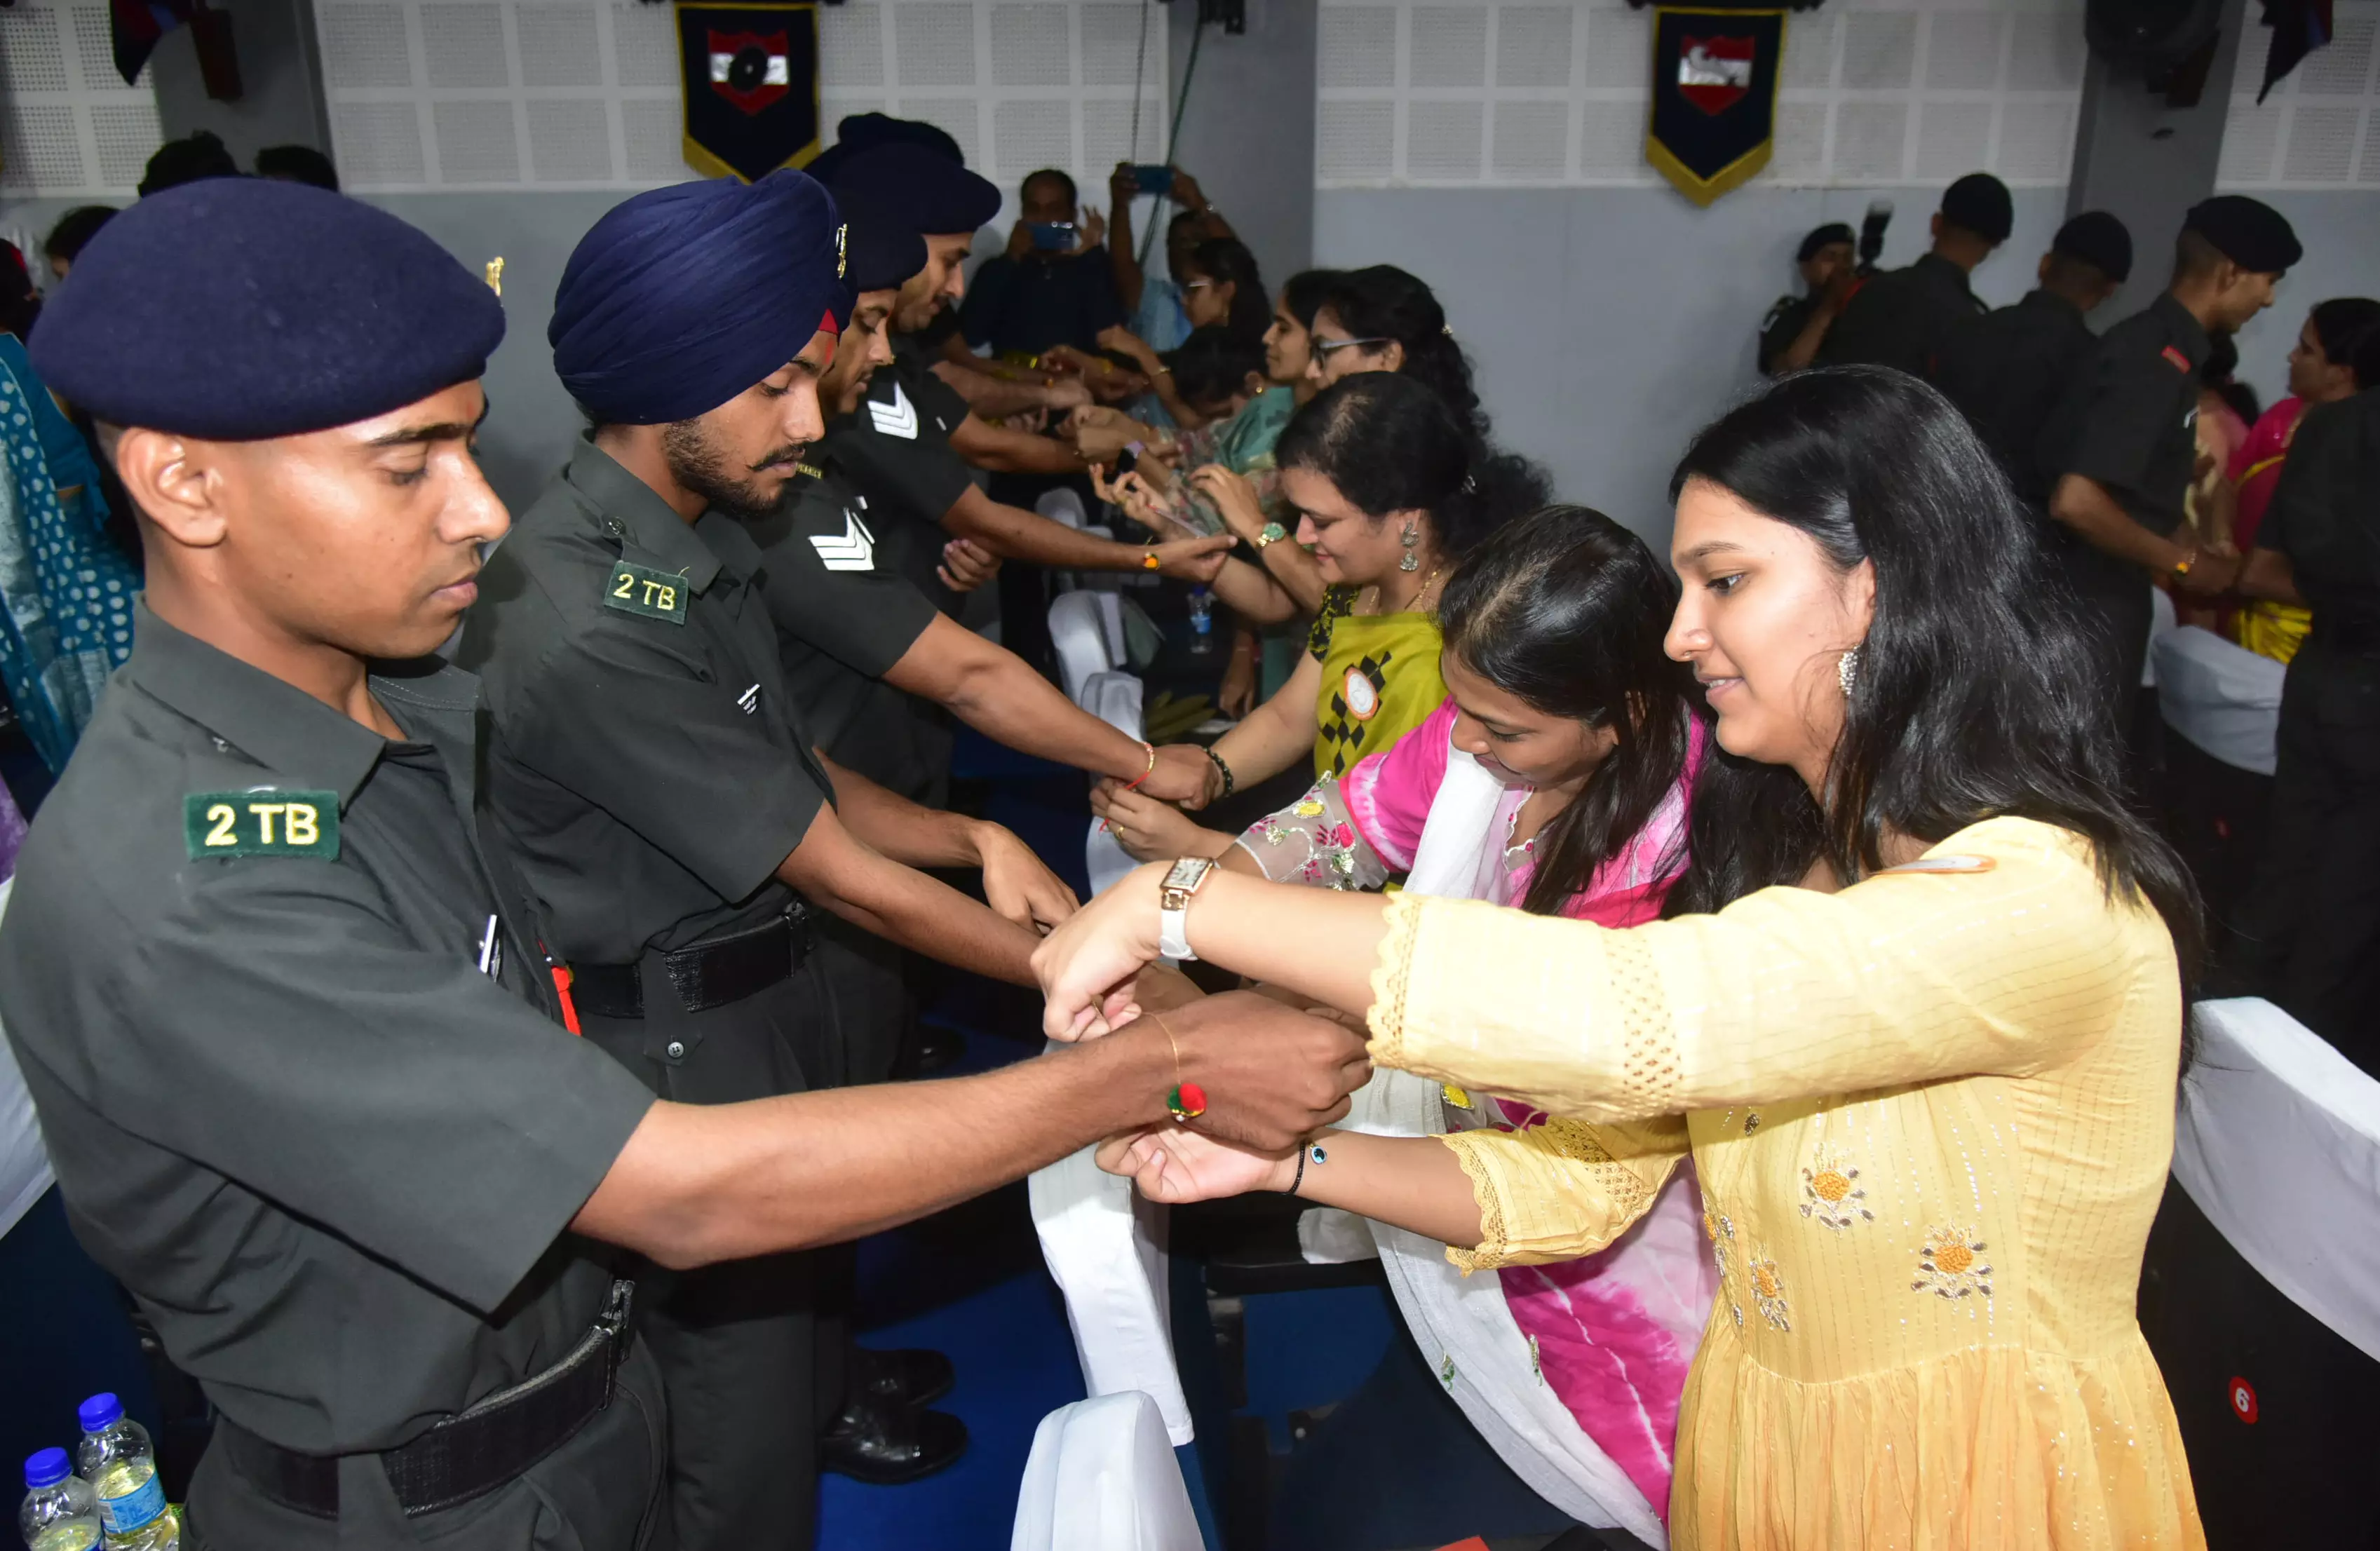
left=1838, top=646, right=1860, bottom=697
left=1400, top=520, right=1420, bottom=572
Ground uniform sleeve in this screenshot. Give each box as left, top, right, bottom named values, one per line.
left=76, top=866, right=654, bottom=1315
left=829, top=421, right=975, bottom=526
left=1757, top=297, right=1803, bottom=374
left=508, top=625, right=827, bottom=903
left=757, top=527, right=938, bottom=679
left=1438, top=1116, right=1690, bottom=1269
left=1367, top=823, right=2158, bottom=1123
left=2050, top=344, right=2182, bottom=498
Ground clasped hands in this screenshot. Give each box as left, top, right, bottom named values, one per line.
left=1032, top=891, right=1370, bottom=1193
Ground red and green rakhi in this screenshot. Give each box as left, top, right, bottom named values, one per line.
left=1167, top=1082, right=1208, bottom=1121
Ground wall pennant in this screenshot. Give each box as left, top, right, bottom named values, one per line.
left=677, top=1, right=823, bottom=182
left=1645, top=6, right=1786, bottom=206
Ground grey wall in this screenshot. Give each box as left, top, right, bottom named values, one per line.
left=2066, top=0, right=2250, bottom=322
left=1163, top=0, right=1317, bottom=287
left=1316, top=184, right=2075, bottom=549
left=149, top=0, right=332, bottom=164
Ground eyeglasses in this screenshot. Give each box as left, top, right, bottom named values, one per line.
left=1182, top=279, right=1216, bottom=294
left=1311, top=336, right=1391, bottom=360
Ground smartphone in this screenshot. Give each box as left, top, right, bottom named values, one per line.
left=1131, top=164, right=1174, bottom=196
left=1115, top=441, right=1142, bottom=477
left=1858, top=200, right=1893, bottom=271
left=1027, top=221, right=1078, bottom=252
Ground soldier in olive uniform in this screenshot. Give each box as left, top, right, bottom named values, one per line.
left=1757, top=221, right=1854, bottom=376
left=2036, top=196, right=2301, bottom=746
left=1932, top=210, right=2132, bottom=500
left=2233, top=346, right=2380, bottom=1064
left=0, top=175, right=1369, bottom=1551
left=1820, top=172, right=2013, bottom=378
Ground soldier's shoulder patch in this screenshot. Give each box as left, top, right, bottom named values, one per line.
left=602, top=560, right=691, bottom=625
left=2161, top=345, right=2192, bottom=373
left=185, top=790, right=340, bottom=860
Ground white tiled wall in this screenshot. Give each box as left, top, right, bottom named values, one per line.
left=316, top=0, right=1168, bottom=194
left=1314, top=0, right=2088, bottom=189
left=2217, top=0, right=2380, bottom=190
left=0, top=0, right=162, bottom=197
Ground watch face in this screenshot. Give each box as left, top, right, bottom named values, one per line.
left=1165, top=856, right=1212, bottom=890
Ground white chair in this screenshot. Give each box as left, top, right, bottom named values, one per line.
left=1036, top=487, right=1090, bottom=531
left=1081, top=670, right=1146, bottom=898
left=1011, top=1391, right=1202, bottom=1551
left=1048, top=592, right=1114, bottom=705
left=2153, top=625, right=2286, bottom=776
left=2172, top=997, right=2380, bottom=1361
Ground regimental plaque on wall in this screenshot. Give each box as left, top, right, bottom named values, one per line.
left=677, top=1, right=823, bottom=182
left=1646, top=6, right=1786, bottom=205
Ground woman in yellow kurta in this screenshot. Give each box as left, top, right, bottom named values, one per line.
left=1092, top=372, right=1548, bottom=858
left=1034, top=367, right=2207, bottom=1550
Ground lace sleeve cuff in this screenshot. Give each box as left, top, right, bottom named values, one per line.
left=1366, top=890, right=1428, bottom=1071
left=1236, top=775, right=1392, bottom=892
left=1437, top=1118, right=1674, bottom=1271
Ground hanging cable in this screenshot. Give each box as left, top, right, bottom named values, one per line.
left=1137, top=7, right=1206, bottom=271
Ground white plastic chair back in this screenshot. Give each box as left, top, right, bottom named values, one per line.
left=1010, top=1391, right=1202, bottom=1551
left=1082, top=669, right=1147, bottom=898
left=1092, top=592, right=1128, bottom=665
left=1037, top=487, right=1090, bottom=530
left=2172, top=998, right=2380, bottom=1361
left=1048, top=592, right=1114, bottom=704
left=2144, top=583, right=2177, bottom=687
left=0, top=876, right=53, bottom=1242
left=2154, top=625, right=2286, bottom=776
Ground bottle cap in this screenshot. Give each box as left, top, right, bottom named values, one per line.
left=24, top=1448, right=70, bottom=1489
left=75, top=1394, right=123, bottom=1433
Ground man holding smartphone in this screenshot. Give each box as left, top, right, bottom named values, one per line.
left=955, top=168, right=1126, bottom=359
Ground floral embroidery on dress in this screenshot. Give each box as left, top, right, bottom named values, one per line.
left=1912, top=1226, right=1994, bottom=1299
left=1705, top=1211, right=1744, bottom=1329
left=1799, top=1146, right=1874, bottom=1229
left=1747, top=1257, right=1791, bottom=1332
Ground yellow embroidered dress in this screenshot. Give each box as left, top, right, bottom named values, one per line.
left=1366, top=817, right=2204, bottom=1550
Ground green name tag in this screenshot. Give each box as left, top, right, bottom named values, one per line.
left=184, top=791, right=342, bottom=860
left=602, top=561, right=690, bottom=625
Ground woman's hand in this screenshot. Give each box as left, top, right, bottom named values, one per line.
left=973, top=822, right=1081, bottom=932
left=1032, top=859, right=1173, bottom=1038
left=1096, top=1125, right=1297, bottom=1203
left=1091, top=779, right=1231, bottom=863
left=1219, top=632, right=1257, bottom=718
left=1153, top=534, right=1234, bottom=583
left=1098, top=324, right=1160, bottom=373
left=1189, top=464, right=1267, bottom=544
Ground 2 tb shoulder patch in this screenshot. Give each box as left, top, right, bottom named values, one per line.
left=185, top=791, right=340, bottom=860
left=603, top=561, right=690, bottom=625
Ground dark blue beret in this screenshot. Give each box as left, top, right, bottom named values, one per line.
left=806, top=112, right=966, bottom=184
left=838, top=193, right=926, bottom=292
left=830, top=143, right=1001, bottom=237
left=30, top=178, right=503, bottom=440
left=551, top=169, right=850, bottom=426
left=2053, top=210, right=2132, bottom=283
left=1939, top=172, right=2013, bottom=243
left=2185, top=196, right=2301, bottom=275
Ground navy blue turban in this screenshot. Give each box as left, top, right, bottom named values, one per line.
left=806, top=112, right=966, bottom=185
left=552, top=169, right=851, bottom=426
left=830, top=143, right=1001, bottom=238
left=31, top=178, right=503, bottom=440
left=839, top=195, right=926, bottom=293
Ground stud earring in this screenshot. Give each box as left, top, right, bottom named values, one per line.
left=1400, top=520, right=1421, bottom=572
left=1839, top=646, right=1860, bottom=697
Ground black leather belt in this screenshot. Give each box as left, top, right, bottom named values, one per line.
left=571, top=902, right=815, bottom=1021
left=217, top=1279, right=635, bottom=1519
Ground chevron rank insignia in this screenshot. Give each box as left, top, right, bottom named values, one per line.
left=868, top=381, right=919, bottom=440
left=809, top=509, right=878, bottom=571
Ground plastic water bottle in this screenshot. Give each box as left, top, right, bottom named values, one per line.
left=72, top=1399, right=173, bottom=1550
left=1188, top=588, right=1215, bottom=655
left=19, top=1450, right=99, bottom=1551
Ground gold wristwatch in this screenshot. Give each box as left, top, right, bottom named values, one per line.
left=1159, top=856, right=1217, bottom=961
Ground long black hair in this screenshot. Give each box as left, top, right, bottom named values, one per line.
left=1440, top=506, right=1696, bottom=916
left=1665, top=366, right=2204, bottom=985
left=1275, top=374, right=1548, bottom=560
left=1184, top=237, right=1270, bottom=347
left=2308, top=296, right=2380, bottom=389
left=1280, top=269, right=1339, bottom=330
left=1320, top=265, right=1488, bottom=440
